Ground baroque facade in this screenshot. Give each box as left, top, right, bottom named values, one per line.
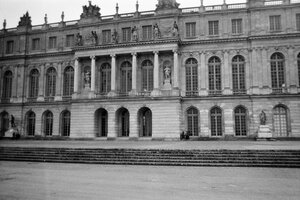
left=0, top=0, right=300, bottom=139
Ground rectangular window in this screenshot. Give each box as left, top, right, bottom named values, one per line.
left=6, top=40, right=14, bottom=54
left=232, top=19, right=242, bottom=34
left=32, top=38, right=40, bottom=50
left=102, top=30, right=111, bottom=44
left=296, top=14, right=300, bottom=31
left=48, top=36, right=57, bottom=49
left=186, top=22, right=196, bottom=38
left=142, top=25, right=152, bottom=41
left=208, top=21, right=219, bottom=36
left=122, top=28, right=131, bottom=42
left=65, top=34, right=74, bottom=47
left=270, top=15, right=281, bottom=31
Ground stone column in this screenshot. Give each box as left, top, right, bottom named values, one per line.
left=108, top=54, right=117, bottom=96
left=90, top=55, right=96, bottom=93
left=130, top=52, right=137, bottom=95
left=173, top=49, right=179, bottom=89
left=55, top=63, right=62, bottom=101
left=245, top=50, right=251, bottom=95
left=223, top=50, right=232, bottom=95
left=151, top=51, right=161, bottom=96
left=251, top=48, right=260, bottom=94
left=37, top=64, right=45, bottom=101
left=287, top=46, right=297, bottom=93
left=17, top=65, right=25, bottom=101
left=74, top=58, right=79, bottom=94
left=199, top=51, right=207, bottom=96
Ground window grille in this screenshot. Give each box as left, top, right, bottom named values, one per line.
left=141, top=60, right=153, bottom=92
left=27, top=112, right=35, bottom=136
left=46, top=68, right=56, bottom=97
left=48, top=36, right=57, bottom=49
left=186, top=22, right=196, bottom=37
left=187, top=108, right=199, bottom=136
left=208, top=21, right=219, bottom=36
left=100, top=63, right=111, bottom=94
left=234, top=106, right=247, bottom=136
left=44, top=111, right=53, bottom=136
left=210, top=107, right=222, bottom=136
left=232, top=19, right=242, bottom=34
left=63, top=66, right=74, bottom=96
left=122, top=28, right=131, bottom=42
left=270, top=15, right=281, bottom=31
left=61, top=111, right=70, bottom=136
left=102, top=30, right=111, bottom=44
left=2, top=71, right=13, bottom=99
left=142, top=26, right=152, bottom=41
left=120, top=61, right=132, bottom=95
left=208, top=57, right=222, bottom=95
left=271, top=53, right=285, bottom=93
left=273, top=106, right=288, bottom=137
left=29, top=69, right=39, bottom=98
left=185, top=58, right=198, bottom=96
left=65, top=34, right=74, bottom=47
left=6, top=40, right=14, bottom=54
left=232, top=55, right=246, bottom=94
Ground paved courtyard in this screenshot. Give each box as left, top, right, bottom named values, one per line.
left=0, top=161, right=300, bottom=200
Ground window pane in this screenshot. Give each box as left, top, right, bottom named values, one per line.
left=142, top=26, right=152, bottom=41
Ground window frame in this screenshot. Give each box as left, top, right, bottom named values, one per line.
left=65, top=34, right=74, bottom=47
left=2, top=71, right=13, bottom=99
left=231, top=19, right=243, bottom=35
left=142, top=25, right=153, bottom=41
left=99, top=63, right=111, bottom=94
left=208, top=20, right=219, bottom=36
left=48, top=36, right=57, bottom=49
left=270, top=53, right=285, bottom=93
left=208, top=56, right=222, bottom=95
left=63, top=66, right=74, bottom=97
left=187, top=107, right=199, bottom=136
left=141, top=60, right=154, bottom=92
left=269, top=15, right=281, bottom=32
left=32, top=38, right=40, bottom=51
left=122, top=27, right=131, bottom=43
left=29, top=69, right=39, bottom=98
left=45, top=67, right=56, bottom=97
left=185, top=22, right=196, bottom=38
left=6, top=40, right=14, bottom=54
left=232, top=55, right=246, bottom=94
left=102, top=30, right=112, bottom=44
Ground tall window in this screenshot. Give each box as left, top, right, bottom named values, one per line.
left=208, top=21, right=219, bottom=36
left=273, top=105, right=288, bottom=137
left=142, top=26, right=152, bottom=41
left=186, top=22, right=196, bottom=38
left=32, top=38, right=40, bottom=50
left=65, top=34, right=74, bottom=47
left=210, top=107, right=222, bottom=136
left=232, top=19, right=242, bottom=34
left=185, top=58, right=198, bottom=96
left=2, top=71, right=13, bottom=99
left=0, top=112, right=9, bottom=136
left=61, top=111, right=70, bottom=137
left=122, top=28, right=131, bottom=42
left=271, top=53, right=285, bottom=93
left=63, top=66, right=74, bottom=96
left=270, top=15, right=281, bottom=31
left=48, top=36, right=57, bottom=49
left=27, top=111, right=35, bottom=136
left=6, top=40, right=14, bottom=54
left=100, top=63, right=111, bottom=94
left=297, top=14, right=300, bottom=31
left=187, top=107, right=199, bottom=136
left=46, top=67, right=56, bottom=97
left=29, top=69, right=39, bottom=98
left=44, top=111, right=53, bottom=136
left=120, top=61, right=132, bottom=95
left=232, top=55, right=246, bottom=94
left=208, top=57, right=222, bottom=95
left=298, top=53, right=300, bottom=86
left=102, top=30, right=111, bottom=44
left=141, top=60, right=153, bottom=92
left=234, top=106, right=247, bottom=136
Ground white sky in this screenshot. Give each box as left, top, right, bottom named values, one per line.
left=0, top=0, right=246, bottom=28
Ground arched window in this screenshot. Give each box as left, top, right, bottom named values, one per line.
left=298, top=53, right=300, bottom=86
left=120, top=61, right=132, bottom=95
left=117, top=108, right=130, bottom=137
left=234, top=106, right=247, bottom=136
left=271, top=53, right=285, bottom=93
left=63, top=66, right=74, bottom=97
left=61, top=110, right=70, bottom=137
left=100, top=63, right=111, bottom=94
left=138, top=107, right=152, bottom=137
left=0, top=112, right=9, bottom=137
left=208, top=57, right=222, bottom=95
left=210, top=107, right=222, bottom=136
left=43, top=111, right=53, bottom=136
left=273, top=105, right=288, bottom=137
left=185, top=58, right=198, bottom=96
left=2, top=71, right=13, bottom=99
left=29, top=69, right=39, bottom=98
left=95, top=108, right=108, bottom=137
left=46, top=67, right=56, bottom=97
left=232, top=55, right=246, bottom=94
left=141, top=60, right=153, bottom=92
left=27, top=111, right=35, bottom=136
left=187, top=107, right=199, bottom=136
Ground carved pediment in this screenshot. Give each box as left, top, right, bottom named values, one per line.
left=80, top=1, right=101, bottom=19
left=18, top=12, right=32, bottom=27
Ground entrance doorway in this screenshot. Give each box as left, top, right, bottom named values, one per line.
left=138, top=107, right=152, bottom=137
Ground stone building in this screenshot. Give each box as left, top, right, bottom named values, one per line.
left=0, top=0, right=300, bottom=139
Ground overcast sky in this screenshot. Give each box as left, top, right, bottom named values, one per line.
left=0, top=0, right=246, bottom=28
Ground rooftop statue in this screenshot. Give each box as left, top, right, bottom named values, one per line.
left=80, top=1, right=101, bottom=19
left=18, top=12, right=32, bottom=27
left=156, top=0, right=180, bottom=10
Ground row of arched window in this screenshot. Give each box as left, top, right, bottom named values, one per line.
left=1, top=52, right=300, bottom=99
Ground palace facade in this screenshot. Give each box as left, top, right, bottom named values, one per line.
left=0, top=0, right=300, bottom=139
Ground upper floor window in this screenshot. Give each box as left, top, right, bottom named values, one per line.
left=122, top=28, right=131, bottom=42
left=120, top=61, right=132, bottom=94
left=208, top=56, right=222, bottom=95
left=65, top=34, right=74, bottom=47
left=296, top=14, right=300, bottom=31
left=46, top=67, right=56, bottom=97
left=32, top=38, right=40, bottom=50
left=186, top=22, right=196, bottom=38
left=48, top=36, right=57, bottom=49
left=2, top=71, right=13, bottom=99
left=232, top=55, right=246, bottom=94
left=29, top=69, right=39, bottom=98
left=232, top=19, right=242, bottom=34
left=185, top=58, right=198, bottom=96
left=271, top=53, right=285, bottom=93
left=6, top=40, right=14, bottom=54
left=270, top=15, right=281, bottom=31
left=208, top=21, right=219, bottom=36
left=99, top=63, right=111, bottom=94
left=141, top=60, right=153, bottom=92
left=63, top=66, right=74, bottom=97
left=297, top=53, right=300, bottom=86
left=142, top=26, right=152, bottom=41
left=102, top=30, right=111, bottom=44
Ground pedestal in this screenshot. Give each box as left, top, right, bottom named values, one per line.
left=257, top=125, right=273, bottom=139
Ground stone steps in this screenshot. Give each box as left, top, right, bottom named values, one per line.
left=1, top=147, right=300, bottom=168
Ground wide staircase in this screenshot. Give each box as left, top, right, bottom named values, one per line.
left=1, top=147, right=300, bottom=167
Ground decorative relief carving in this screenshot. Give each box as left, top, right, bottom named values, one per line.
left=18, top=12, right=31, bottom=27
left=156, top=0, right=180, bottom=10
left=80, top=1, right=101, bottom=19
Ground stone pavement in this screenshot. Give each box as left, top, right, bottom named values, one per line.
left=1, top=139, right=300, bottom=150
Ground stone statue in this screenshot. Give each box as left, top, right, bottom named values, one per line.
left=10, top=115, right=15, bottom=128
left=91, top=31, right=98, bottom=45
left=112, top=29, right=118, bottom=44
left=164, top=66, right=171, bottom=80
left=44, top=14, right=48, bottom=24
left=259, top=111, right=266, bottom=125
left=156, top=0, right=180, bottom=10
left=172, top=21, right=179, bottom=37
left=153, top=23, right=160, bottom=39
left=18, top=11, right=32, bottom=27
left=132, top=26, right=138, bottom=42
left=75, top=33, right=83, bottom=46
left=3, top=19, right=6, bottom=30
left=84, top=71, right=91, bottom=87
left=80, top=1, right=101, bottom=19
left=61, top=11, right=65, bottom=22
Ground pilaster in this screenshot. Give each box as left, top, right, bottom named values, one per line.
left=108, top=54, right=117, bottom=97
left=72, top=58, right=80, bottom=99
left=130, top=52, right=137, bottom=95
left=55, top=63, right=62, bottom=101
left=37, top=64, right=45, bottom=101
left=199, top=51, right=207, bottom=96
left=261, top=48, right=270, bottom=94
left=287, top=46, right=297, bottom=93
left=223, top=50, right=232, bottom=95
left=90, top=55, right=96, bottom=98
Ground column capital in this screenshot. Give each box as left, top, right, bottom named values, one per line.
left=90, top=55, right=96, bottom=60
left=110, top=54, right=116, bottom=58
left=173, top=49, right=179, bottom=54
left=153, top=51, right=159, bottom=54
left=74, top=57, right=79, bottom=62
left=131, top=52, right=137, bottom=56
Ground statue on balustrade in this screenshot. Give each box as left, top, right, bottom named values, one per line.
left=112, top=29, right=119, bottom=44
left=153, top=23, right=161, bottom=39
left=156, top=0, right=179, bottom=9
left=75, top=33, right=83, bottom=46
left=132, top=26, right=138, bottom=42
